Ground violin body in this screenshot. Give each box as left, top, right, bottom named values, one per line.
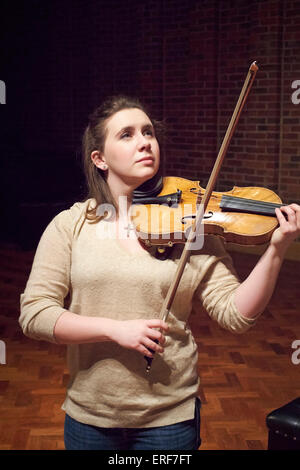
left=131, top=176, right=283, bottom=246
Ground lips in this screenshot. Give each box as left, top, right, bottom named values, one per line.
left=137, top=156, right=154, bottom=163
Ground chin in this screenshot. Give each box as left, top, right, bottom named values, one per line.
left=141, top=166, right=159, bottom=180
left=131, top=167, right=159, bottom=189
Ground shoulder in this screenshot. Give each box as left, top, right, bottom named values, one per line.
left=53, top=198, right=95, bottom=220
left=189, top=234, right=228, bottom=258
left=171, top=235, right=229, bottom=263
left=50, top=198, right=97, bottom=236
left=187, top=235, right=234, bottom=275
left=65, top=198, right=97, bottom=220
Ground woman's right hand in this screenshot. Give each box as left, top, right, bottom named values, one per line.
left=110, top=319, right=169, bottom=357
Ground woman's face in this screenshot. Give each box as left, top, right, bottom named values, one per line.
left=96, top=108, right=160, bottom=189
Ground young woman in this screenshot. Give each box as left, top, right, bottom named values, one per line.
left=19, top=95, right=300, bottom=450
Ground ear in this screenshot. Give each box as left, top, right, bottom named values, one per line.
left=91, top=150, right=108, bottom=171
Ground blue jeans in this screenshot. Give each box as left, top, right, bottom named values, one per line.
left=64, top=398, right=201, bottom=450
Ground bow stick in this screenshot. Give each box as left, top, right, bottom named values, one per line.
left=145, top=61, right=259, bottom=372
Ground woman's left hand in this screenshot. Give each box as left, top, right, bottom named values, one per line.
left=271, top=203, right=300, bottom=250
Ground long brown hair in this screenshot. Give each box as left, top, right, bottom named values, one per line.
left=81, top=95, right=163, bottom=223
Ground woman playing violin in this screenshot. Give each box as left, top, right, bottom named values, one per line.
left=19, top=95, right=300, bottom=450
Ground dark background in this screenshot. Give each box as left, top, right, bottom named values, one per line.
left=1, top=0, right=299, bottom=249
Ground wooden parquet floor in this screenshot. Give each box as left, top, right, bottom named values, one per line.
left=0, top=243, right=300, bottom=450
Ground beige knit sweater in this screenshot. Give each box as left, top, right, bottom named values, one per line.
left=19, top=199, right=258, bottom=428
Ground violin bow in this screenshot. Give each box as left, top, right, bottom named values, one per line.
left=145, top=61, right=259, bottom=372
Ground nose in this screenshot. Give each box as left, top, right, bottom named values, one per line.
left=138, top=133, right=151, bottom=151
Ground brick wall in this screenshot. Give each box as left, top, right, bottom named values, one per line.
left=135, top=0, right=299, bottom=205
left=131, top=0, right=299, bottom=205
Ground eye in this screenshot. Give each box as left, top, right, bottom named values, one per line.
left=120, top=131, right=131, bottom=139
left=143, top=127, right=154, bottom=137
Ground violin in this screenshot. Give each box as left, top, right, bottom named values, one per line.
left=132, top=175, right=283, bottom=246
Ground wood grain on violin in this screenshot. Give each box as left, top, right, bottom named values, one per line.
left=132, top=176, right=283, bottom=246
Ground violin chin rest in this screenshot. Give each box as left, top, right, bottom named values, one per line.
left=133, top=175, right=163, bottom=198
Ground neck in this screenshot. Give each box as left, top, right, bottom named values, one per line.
left=107, top=173, right=149, bottom=220
left=108, top=184, right=134, bottom=222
